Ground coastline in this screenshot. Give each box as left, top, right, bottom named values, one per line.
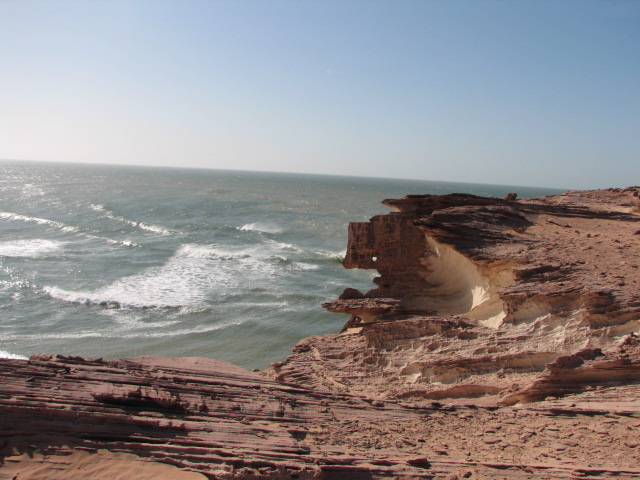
left=1, top=187, right=639, bottom=479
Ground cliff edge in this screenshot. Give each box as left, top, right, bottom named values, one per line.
left=266, top=187, right=640, bottom=406
left=2, top=188, right=640, bottom=479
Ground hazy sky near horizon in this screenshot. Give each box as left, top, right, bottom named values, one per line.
left=1, top=1, right=638, bottom=189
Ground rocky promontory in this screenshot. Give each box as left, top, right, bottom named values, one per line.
left=2, top=188, right=640, bottom=479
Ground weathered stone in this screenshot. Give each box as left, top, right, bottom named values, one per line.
left=2, top=188, right=640, bottom=479
left=268, top=189, right=640, bottom=406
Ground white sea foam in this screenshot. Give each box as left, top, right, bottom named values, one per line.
left=0, top=210, right=141, bottom=248
left=239, top=222, right=283, bottom=234
left=235, top=301, right=289, bottom=308
left=0, top=239, right=65, bottom=258
left=178, top=244, right=249, bottom=260
left=94, top=206, right=175, bottom=235
left=0, top=211, right=79, bottom=233
left=0, top=321, right=239, bottom=341
left=44, top=243, right=267, bottom=308
left=103, top=238, right=141, bottom=247
left=314, top=249, right=346, bottom=261
left=290, top=262, right=320, bottom=271
left=136, top=222, right=174, bottom=235
left=0, top=331, right=102, bottom=340
left=264, top=238, right=303, bottom=253
left=101, top=309, right=181, bottom=329
left=0, top=350, right=28, bottom=360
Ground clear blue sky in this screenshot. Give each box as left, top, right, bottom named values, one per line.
left=1, top=0, right=638, bottom=189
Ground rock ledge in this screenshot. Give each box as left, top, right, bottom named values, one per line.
left=2, top=188, right=640, bottom=479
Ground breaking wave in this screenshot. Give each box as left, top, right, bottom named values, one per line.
left=0, top=211, right=140, bottom=248
left=43, top=243, right=292, bottom=309
left=314, top=249, right=347, bottom=262
left=0, top=211, right=79, bottom=233
left=104, top=239, right=140, bottom=247
left=90, top=204, right=175, bottom=235
left=239, top=222, right=283, bottom=234
left=178, top=244, right=249, bottom=261
left=0, top=350, right=28, bottom=360
left=0, top=239, right=66, bottom=258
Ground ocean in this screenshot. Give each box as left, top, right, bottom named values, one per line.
left=0, top=160, right=564, bottom=369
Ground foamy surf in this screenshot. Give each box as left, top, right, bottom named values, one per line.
left=101, top=309, right=181, bottom=329
left=90, top=205, right=176, bottom=235
left=103, top=238, right=141, bottom=247
left=313, top=249, right=347, bottom=261
left=0, top=211, right=79, bottom=233
left=178, top=244, right=249, bottom=260
left=0, top=212, right=138, bottom=248
left=0, top=350, right=28, bottom=360
left=263, top=238, right=303, bottom=253
left=0, top=239, right=66, bottom=258
left=43, top=243, right=284, bottom=308
left=239, top=222, right=283, bottom=234
left=0, top=331, right=103, bottom=340
left=290, top=262, right=319, bottom=271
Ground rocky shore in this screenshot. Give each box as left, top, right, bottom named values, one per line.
left=2, top=188, right=639, bottom=479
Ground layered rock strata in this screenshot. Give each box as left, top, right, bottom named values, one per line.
left=2, top=188, right=640, bottom=479
left=2, top=354, right=639, bottom=479
left=267, top=188, right=640, bottom=405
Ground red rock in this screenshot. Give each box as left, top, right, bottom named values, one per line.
left=269, top=189, right=640, bottom=406
left=3, top=188, right=640, bottom=479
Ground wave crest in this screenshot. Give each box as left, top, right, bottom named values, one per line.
left=239, top=222, right=283, bottom=234
left=90, top=205, right=176, bottom=235
left=0, top=211, right=79, bottom=233
left=0, top=350, right=28, bottom=360
left=0, top=239, right=66, bottom=258
left=177, top=244, right=249, bottom=260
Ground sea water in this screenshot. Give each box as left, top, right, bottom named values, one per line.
left=0, top=160, right=563, bottom=368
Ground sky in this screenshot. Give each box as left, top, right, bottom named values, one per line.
left=0, top=1, right=638, bottom=189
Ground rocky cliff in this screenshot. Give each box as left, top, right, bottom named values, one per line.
left=2, top=188, right=640, bottom=479
left=267, top=188, right=640, bottom=406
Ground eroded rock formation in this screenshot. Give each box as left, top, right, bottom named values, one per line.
left=2, top=188, right=640, bottom=479
left=2, top=353, right=639, bottom=479
left=267, top=188, right=640, bottom=405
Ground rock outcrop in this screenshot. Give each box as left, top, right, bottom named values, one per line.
left=2, top=188, right=640, bottom=479
left=2, top=353, right=639, bottom=479
left=267, top=188, right=640, bottom=405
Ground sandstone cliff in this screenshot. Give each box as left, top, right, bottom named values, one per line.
left=267, top=188, right=640, bottom=407
left=1, top=188, right=640, bottom=479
